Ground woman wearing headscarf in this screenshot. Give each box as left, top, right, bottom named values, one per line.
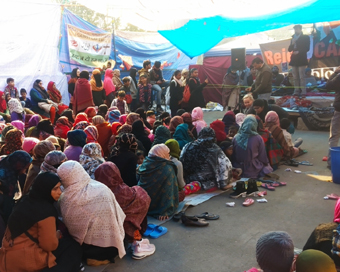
left=1, top=125, right=14, bottom=140
left=210, top=120, right=227, bottom=143
left=191, top=107, right=207, bottom=134
left=23, top=140, right=56, bottom=194
left=54, top=116, right=72, bottom=139
left=235, top=113, right=246, bottom=127
left=95, top=162, right=151, bottom=244
left=127, top=68, right=139, bottom=111
left=107, top=109, right=121, bottom=124
left=169, top=116, right=184, bottom=137
left=295, top=250, right=337, bottom=272
left=92, top=115, right=112, bottom=157
left=90, top=69, right=106, bottom=106
left=84, top=106, right=97, bottom=122
left=108, top=133, right=139, bottom=187
left=232, top=116, right=273, bottom=178
left=169, top=70, right=184, bottom=117
left=0, top=172, right=82, bottom=272
left=135, top=108, right=152, bottom=129
left=37, top=119, right=54, bottom=140
left=11, top=120, right=24, bottom=133
left=84, top=125, right=98, bottom=143
left=0, top=128, right=23, bottom=155
left=222, top=110, right=238, bottom=134
left=104, top=69, right=116, bottom=107
left=0, top=151, right=32, bottom=222
left=79, top=143, right=105, bottom=179
left=138, top=144, right=179, bottom=221
left=181, top=127, right=232, bottom=191
left=181, top=112, right=197, bottom=139
left=22, top=137, right=40, bottom=155
left=47, top=81, right=69, bottom=114
left=73, top=71, right=94, bottom=114
left=25, top=114, right=42, bottom=137
left=30, top=79, right=57, bottom=122
left=264, top=111, right=292, bottom=159
left=248, top=99, right=289, bottom=123
left=132, top=120, right=152, bottom=154
left=58, top=161, right=126, bottom=265
left=64, top=129, right=87, bottom=161
left=8, top=98, right=25, bottom=121
left=256, top=115, right=283, bottom=170
left=186, top=68, right=208, bottom=111
left=68, top=67, right=80, bottom=109
left=0, top=90, right=7, bottom=113
left=173, top=123, right=192, bottom=149
left=41, top=150, right=67, bottom=173
left=221, top=67, right=240, bottom=110
left=181, top=68, right=189, bottom=86
left=73, top=112, right=89, bottom=128
left=112, top=69, right=123, bottom=90
left=61, top=108, right=75, bottom=124
left=152, top=125, right=171, bottom=147
left=302, top=199, right=340, bottom=266
left=126, top=112, right=140, bottom=126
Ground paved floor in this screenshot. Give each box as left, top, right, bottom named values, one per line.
left=87, top=111, right=336, bottom=272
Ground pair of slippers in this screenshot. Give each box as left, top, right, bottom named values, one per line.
left=143, top=224, right=168, bottom=239
left=261, top=182, right=286, bottom=191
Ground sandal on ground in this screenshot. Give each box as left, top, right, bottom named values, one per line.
left=283, top=159, right=299, bottom=167
left=173, top=211, right=185, bottom=222
left=149, top=226, right=168, bottom=239
left=299, top=161, right=313, bottom=166
left=272, top=181, right=287, bottom=186
left=257, top=191, right=267, bottom=197
left=181, top=214, right=209, bottom=227
left=242, top=198, right=255, bottom=207
left=194, top=212, right=220, bottom=220
left=261, top=184, right=275, bottom=191
left=327, top=193, right=340, bottom=200
left=143, top=224, right=158, bottom=237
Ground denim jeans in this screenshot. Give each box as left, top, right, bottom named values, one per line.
left=292, top=66, right=306, bottom=95
left=152, top=81, right=169, bottom=105
left=328, top=110, right=340, bottom=167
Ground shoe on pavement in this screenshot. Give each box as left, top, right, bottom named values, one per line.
left=132, top=242, right=156, bottom=260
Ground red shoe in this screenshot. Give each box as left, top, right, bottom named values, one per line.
left=243, top=198, right=255, bottom=207
left=327, top=193, right=340, bottom=200
left=322, top=156, right=328, bottom=161
left=257, top=191, right=267, bottom=197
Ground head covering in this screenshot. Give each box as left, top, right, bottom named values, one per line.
left=84, top=125, right=99, bottom=143
left=117, top=124, right=132, bottom=134
left=126, top=113, right=140, bottom=125
left=165, top=139, right=181, bottom=159
left=222, top=111, right=238, bottom=134
left=334, top=199, right=340, bottom=223
left=54, top=116, right=72, bottom=139
left=94, top=161, right=151, bottom=238
left=169, top=116, right=184, bottom=135
left=84, top=107, right=97, bottom=121
left=234, top=116, right=258, bottom=150
left=176, top=109, right=186, bottom=116
left=103, top=69, right=115, bottom=96
left=33, top=140, right=55, bottom=160
left=1, top=125, right=14, bottom=139
left=11, top=120, right=24, bottom=133
left=129, top=68, right=138, bottom=87
left=79, top=70, right=89, bottom=79
left=73, top=113, right=89, bottom=127
left=111, top=133, right=138, bottom=157
left=148, top=144, right=170, bottom=160
left=111, top=122, right=122, bottom=135
left=181, top=112, right=192, bottom=124
left=90, top=69, right=103, bottom=91
left=296, top=250, right=336, bottom=272
left=97, top=104, right=108, bottom=118
left=256, top=231, right=294, bottom=272
left=7, top=172, right=60, bottom=240
left=57, top=161, right=126, bottom=258
left=67, top=129, right=87, bottom=147
left=265, top=111, right=280, bottom=128
left=22, top=137, right=40, bottom=154
left=210, top=120, right=227, bottom=142
left=1, top=129, right=23, bottom=155
left=152, top=125, right=171, bottom=146
left=235, top=113, right=246, bottom=127
left=79, top=143, right=105, bottom=179
left=46, top=135, right=60, bottom=149
left=47, top=81, right=62, bottom=103
left=119, top=114, right=127, bottom=125
left=173, top=123, right=192, bottom=149
left=71, top=67, right=79, bottom=78
left=33, top=79, right=49, bottom=100
left=73, top=121, right=89, bottom=131
left=41, top=150, right=67, bottom=173
left=8, top=98, right=24, bottom=114
left=191, top=107, right=207, bottom=134
left=92, top=115, right=105, bottom=125
left=112, top=69, right=122, bottom=89
left=0, top=151, right=32, bottom=198
left=37, top=119, right=54, bottom=135
left=0, top=90, right=7, bottom=112
left=61, top=109, right=74, bottom=123
left=108, top=110, right=121, bottom=124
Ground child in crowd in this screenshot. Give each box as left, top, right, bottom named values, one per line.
left=119, top=77, right=132, bottom=107
left=219, top=141, right=233, bottom=160
left=19, top=88, right=32, bottom=109
left=136, top=150, right=145, bottom=169
left=228, top=125, right=239, bottom=139
left=5, top=93, right=11, bottom=103
left=138, top=74, right=152, bottom=111
left=4, top=78, right=19, bottom=99
left=146, top=110, right=156, bottom=127
left=111, top=90, right=129, bottom=114
left=280, top=118, right=303, bottom=157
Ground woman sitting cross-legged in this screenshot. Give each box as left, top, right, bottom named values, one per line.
left=138, top=144, right=179, bottom=221
left=180, top=127, right=232, bottom=191
left=57, top=160, right=126, bottom=266
left=95, top=162, right=156, bottom=259
left=0, top=172, right=82, bottom=272
left=232, top=115, right=273, bottom=178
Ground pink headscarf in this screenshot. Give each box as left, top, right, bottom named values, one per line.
left=11, top=120, right=25, bottom=133
left=265, top=111, right=280, bottom=128
left=119, top=114, right=127, bottom=125
left=148, top=144, right=170, bottom=160
left=22, top=137, right=40, bottom=154
left=191, top=107, right=207, bottom=134
left=235, top=113, right=246, bottom=127
left=334, top=199, right=340, bottom=223
left=103, top=69, right=115, bottom=96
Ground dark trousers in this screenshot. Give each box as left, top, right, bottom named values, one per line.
left=82, top=243, right=118, bottom=261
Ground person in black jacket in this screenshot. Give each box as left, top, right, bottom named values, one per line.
left=67, top=67, right=79, bottom=109
left=288, top=25, right=310, bottom=96
left=248, top=99, right=289, bottom=124
left=169, top=70, right=184, bottom=117
left=187, top=68, right=208, bottom=112
left=326, top=67, right=340, bottom=169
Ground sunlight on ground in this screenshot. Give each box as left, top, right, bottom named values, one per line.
left=307, top=174, right=333, bottom=183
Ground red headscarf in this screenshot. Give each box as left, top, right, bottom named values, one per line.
left=47, top=81, right=62, bottom=103
left=73, top=113, right=89, bottom=127
left=334, top=199, right=340, bottom=223
left=54, top=116, right=72, bottom=139
left=0, top=91, right=7, bottom=113
left=111, top=122, right=122, bottom=135
left=85, top=107, right=97, bottom=122
left=210, top=120, right=227, bottom=142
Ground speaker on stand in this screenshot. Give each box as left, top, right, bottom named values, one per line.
left=231, top=48, right=246, bottom=71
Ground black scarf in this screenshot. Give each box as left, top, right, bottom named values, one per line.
left=130, top=68, right=138, bottom=88
left=7, top=172, right=60, bottom=240
left=33, top=80, right=49, bottom=100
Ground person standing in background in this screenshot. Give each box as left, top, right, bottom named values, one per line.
left=288, top=24, right=310, bottom=96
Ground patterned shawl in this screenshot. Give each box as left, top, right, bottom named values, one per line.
left=234, top=116, right=258, bottom=150
left=0, top=129, right=23, bottom=155
left=79, top=143, right=104, bottom=179
left=41, top=150, right=67, bottom=173
left=152, top=125, right=171, bottom=147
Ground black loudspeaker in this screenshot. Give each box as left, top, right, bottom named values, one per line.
left=231, top=48, right=246, bottom=71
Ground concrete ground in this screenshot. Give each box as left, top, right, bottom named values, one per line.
left=88, top=111, right=336, bottom=272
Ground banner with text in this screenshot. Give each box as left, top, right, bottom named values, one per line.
left=67, top=24, right=111, bottom=67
